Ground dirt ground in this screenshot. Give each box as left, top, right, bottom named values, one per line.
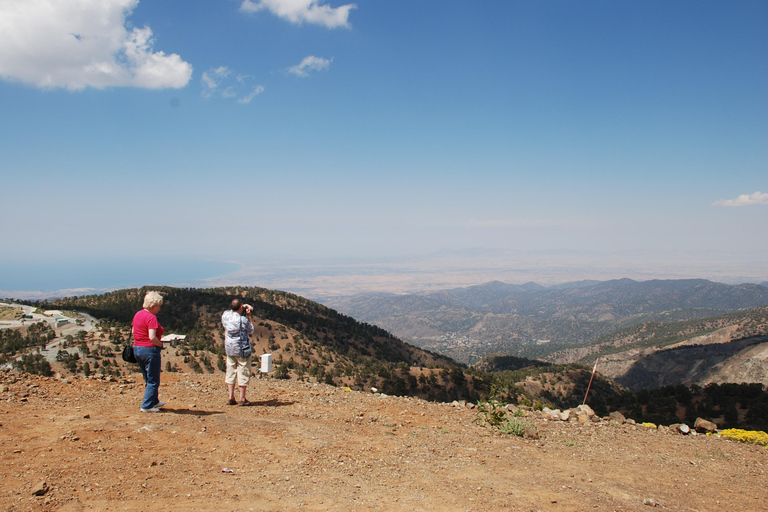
left=1, top=370, right=766, bottom=512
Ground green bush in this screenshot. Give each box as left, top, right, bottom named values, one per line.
left=14, top=353, right=52, bottom=376
left=499, top=418, right=532, bottom=437
left=474, top=386, right=508, bottom=428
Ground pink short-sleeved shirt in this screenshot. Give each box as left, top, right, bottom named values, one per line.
left=132, top=309, right=164, bottom=347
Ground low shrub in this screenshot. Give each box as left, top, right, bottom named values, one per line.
left=717, top=429, right=768, bottom=447
left=499, top=418, right=532, bottom=437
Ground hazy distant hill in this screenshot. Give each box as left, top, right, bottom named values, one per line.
left=545, top=305, right=768, bottom=364
left=543, top=306, right=768, bottom=392
left=326, top=279, right=768, bottom=364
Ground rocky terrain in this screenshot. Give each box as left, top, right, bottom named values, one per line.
left=1, top=369, right=767, bottom=512
left=544, top=307, right=768, bottom=391
left=607, top=335, right=768, bottom=391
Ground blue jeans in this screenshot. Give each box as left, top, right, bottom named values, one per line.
left=134, top=345, right=161, bottom=409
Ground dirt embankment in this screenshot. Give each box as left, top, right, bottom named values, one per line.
left=1, top=371, right=766, bottom=512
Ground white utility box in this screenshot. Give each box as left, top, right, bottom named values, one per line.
left=260, top=353, right=272, bottom=373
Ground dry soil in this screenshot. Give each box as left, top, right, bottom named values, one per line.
left=1, top=371, right=766, bottom=512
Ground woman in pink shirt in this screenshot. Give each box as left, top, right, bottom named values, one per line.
left=132, top=291, right=165, bottom=412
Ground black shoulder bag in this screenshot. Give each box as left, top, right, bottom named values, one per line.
left=122, top=329, right=137, bottom=363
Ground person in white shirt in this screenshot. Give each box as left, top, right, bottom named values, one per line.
left=221, top=298, right=255, bottom=405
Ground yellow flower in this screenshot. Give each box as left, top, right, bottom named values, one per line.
left=717, top=429, right=768, bottom=447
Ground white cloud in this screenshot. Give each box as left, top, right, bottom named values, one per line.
left=201, top=66, right=264, bottom=103
left=238, top=86, right=266, bottom=104
left=288, top=55, right=332, bottom=77
left=201, top=67, right=231, bottom=97
left=241, top=0, right=355, bottom=28
left=0, top=0, right=192, bottom=91
left=713, top=191, right=768, bottom=207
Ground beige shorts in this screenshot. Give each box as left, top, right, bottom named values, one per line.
left=225, top=355, right=252, bottom=386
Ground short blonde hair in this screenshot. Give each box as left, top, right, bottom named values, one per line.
left=143, top=291, right=164, bottom=309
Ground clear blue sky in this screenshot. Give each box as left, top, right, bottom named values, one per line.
left=1, top=1, right=766, bottom=279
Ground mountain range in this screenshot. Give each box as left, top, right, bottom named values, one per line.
left=326, top=278, right=768, bottom=364
left=5, top=282, right=768, bottom=430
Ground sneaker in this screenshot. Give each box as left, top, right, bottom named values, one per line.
left=140, top=407, right=160, bottom=413
left=153, top=401, right=166, bottom=408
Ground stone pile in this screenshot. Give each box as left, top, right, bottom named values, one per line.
left=540, top=404, right=602, bottom=424
left=537, top=403, right=720, bottom=437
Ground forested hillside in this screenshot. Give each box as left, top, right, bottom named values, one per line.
left=41, top=286, right=492, bottom=402
left=544, top=305, right=768, bottom=364
left=469, top=354, right=768, bottom=431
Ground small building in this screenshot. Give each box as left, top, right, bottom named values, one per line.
left=161, top=334, right=186, bottom=346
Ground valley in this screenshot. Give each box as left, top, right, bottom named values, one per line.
left=326, top=278, right=768, bottom=364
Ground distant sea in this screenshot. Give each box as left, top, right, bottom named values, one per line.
left=0, top=258, right=241, bottom=294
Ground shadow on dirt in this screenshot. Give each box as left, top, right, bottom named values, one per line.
left=245, top=399, right=295, bottom=407
left=162, top=408, right=224, bottom=416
